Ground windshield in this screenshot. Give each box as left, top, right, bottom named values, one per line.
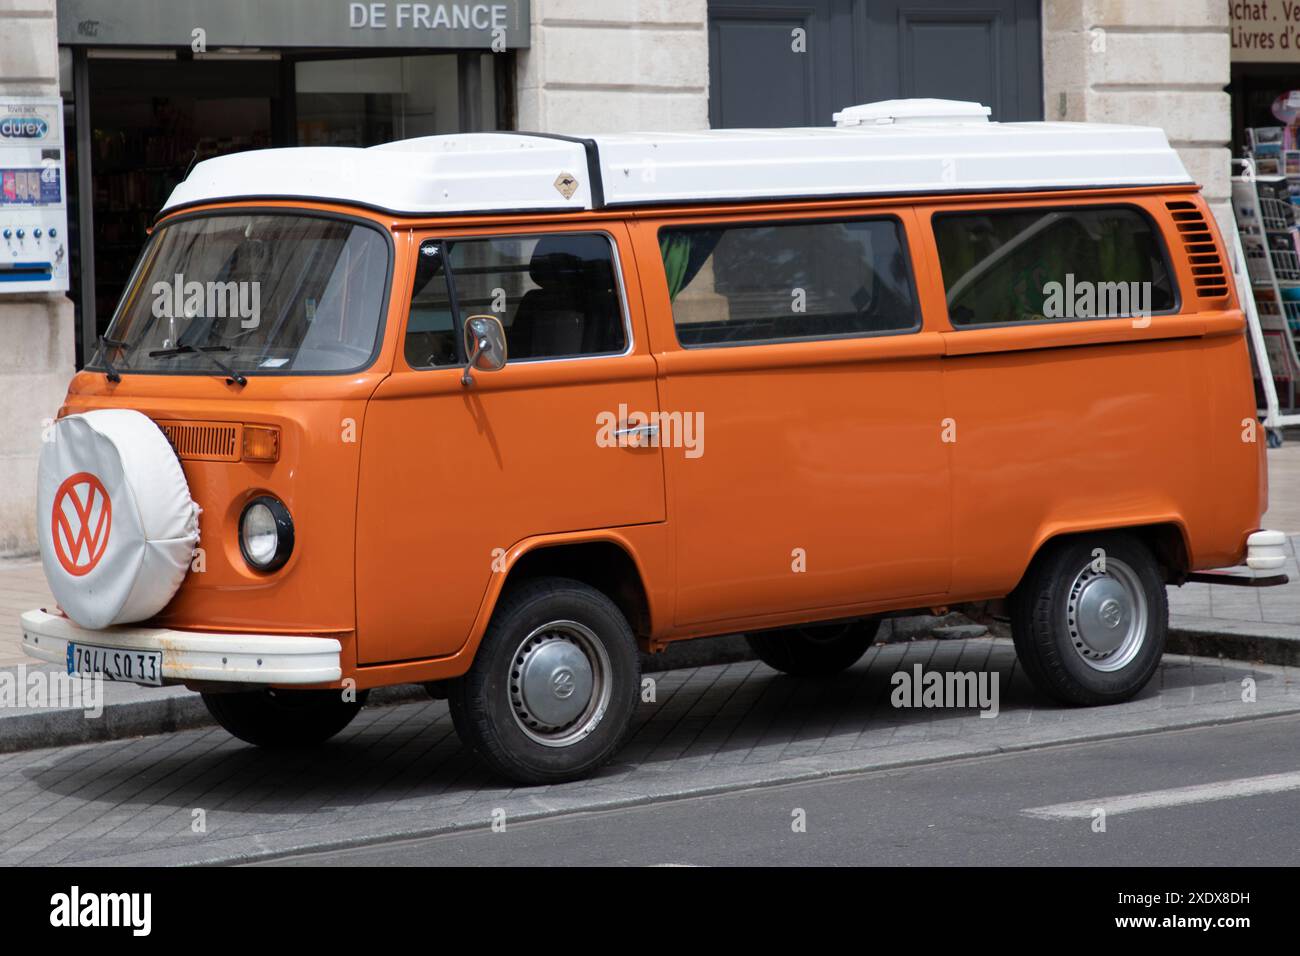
left=93, top=212, right=391, bottom=376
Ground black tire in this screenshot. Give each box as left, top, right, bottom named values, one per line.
left=201, top=687, right=367, bottom=748
left=447, top=577, right=640, bottom=785
left=1010, top=532, right=1167, bottom=706
left=745, top=619, right=881, bottom=676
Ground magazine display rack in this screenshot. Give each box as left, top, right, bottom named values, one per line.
left=1230, top=157, right=1300, bottom=444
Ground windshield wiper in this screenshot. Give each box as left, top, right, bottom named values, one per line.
left=147, top=345, right=248, bottom=387
left=97, top=335, right=128, bottom=384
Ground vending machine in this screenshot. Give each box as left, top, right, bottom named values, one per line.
left=0, top=97, right=68, bottom=294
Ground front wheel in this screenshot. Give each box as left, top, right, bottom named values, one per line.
left=201, top=687, right=367, bottom=748
left=1010, top=533, right=1167, bottom=705
left=745, top=619, right=881, bottom=676
left=447, top=577, right=640, bottom=785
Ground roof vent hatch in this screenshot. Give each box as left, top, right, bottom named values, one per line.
left=833, top=99, right=992, bottom=128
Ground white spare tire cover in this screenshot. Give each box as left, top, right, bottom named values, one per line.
left=38, top=409, right=200, bottom=629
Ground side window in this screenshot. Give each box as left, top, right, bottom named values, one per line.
left=404, top=232, right=627, bottom=369
left=931, top=206, right=1177, bottom=328
left=658, top=217, right=919, bottom=347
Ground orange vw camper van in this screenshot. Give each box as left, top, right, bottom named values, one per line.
left=22, top=100, right=1287, bottom=783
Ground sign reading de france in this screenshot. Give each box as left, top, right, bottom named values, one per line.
left=56, top=0, right=530, bottom=49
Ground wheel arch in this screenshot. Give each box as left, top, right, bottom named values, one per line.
left=1018, top=519, right=1191, bottom=593
left=464, top=532, right=655, bottom=662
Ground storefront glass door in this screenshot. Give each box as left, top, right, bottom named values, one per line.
left=68, top=49, right=510, bottom=366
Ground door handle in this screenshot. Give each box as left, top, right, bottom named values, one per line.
left=613, top=423, right=659, bottom=445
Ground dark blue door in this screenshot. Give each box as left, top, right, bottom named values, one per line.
left=708, top=0, right=1042, bottom=127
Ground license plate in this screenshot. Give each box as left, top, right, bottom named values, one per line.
left=66, top=643, right=162, bottom=686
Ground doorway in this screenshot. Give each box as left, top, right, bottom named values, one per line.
left=68, top=49, right=513, bottom=366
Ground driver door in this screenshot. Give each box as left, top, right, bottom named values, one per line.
left=354, top=223, right=665, bottom=664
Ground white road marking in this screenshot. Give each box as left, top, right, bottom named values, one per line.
left=1022, top=771, right=1300, bottom=819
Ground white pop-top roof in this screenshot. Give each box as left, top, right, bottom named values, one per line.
left=160, top=100, right=1192, bottom=217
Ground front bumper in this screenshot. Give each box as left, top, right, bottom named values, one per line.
left=20, top=609, right=342, bottom=686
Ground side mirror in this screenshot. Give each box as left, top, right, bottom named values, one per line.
left=461, top=314, right=507, bottom=387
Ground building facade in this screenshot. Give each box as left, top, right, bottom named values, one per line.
left=0, top=0, right=1264, bottom=555
left=0, top=0, right=75, bottom=556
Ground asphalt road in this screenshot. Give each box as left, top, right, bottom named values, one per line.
left=262, top=712, right=1300, bottom=866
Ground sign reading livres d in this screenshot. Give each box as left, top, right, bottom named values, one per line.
left=56, top=0, right=530, bottom=49
left=1232, top=0, right=1300, bottom=62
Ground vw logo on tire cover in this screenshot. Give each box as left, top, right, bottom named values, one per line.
left=51, top=472, right=112, bottom=576
left=37, top=409, right=201, bottom=630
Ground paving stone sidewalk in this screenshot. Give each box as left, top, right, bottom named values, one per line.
left=0, top=638, right=1295, bottom=866
left=0, top=558, right=50, bottom=669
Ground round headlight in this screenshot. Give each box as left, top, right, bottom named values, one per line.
left=239, top=496, right=293, bottom=572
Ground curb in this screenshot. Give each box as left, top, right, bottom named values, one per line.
left=3, top=618, right=1295, bottom=755
left=1168, top=620, right=1300, bottom=667
left=0, top=689, right=210, bottom=755
left=0, top=681, right=432, bottom=755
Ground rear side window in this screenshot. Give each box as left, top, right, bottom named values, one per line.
left=405, top=232, right=627, bottom=369
left=658, top=217, right=919, bottom=347
left=932, top=206, right=1177, bottom=327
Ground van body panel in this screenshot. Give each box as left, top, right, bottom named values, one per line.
left=655, top=345, right=952, bottom=625
left=59, top=372, right=383, bottom=647
left=352, top=222, right=668, bottom=664
left=630, top=208, right=953, bottom=627
left=935, top=338, right=1210, bottom=596
left=337, top=525, right=673, bottom=689
left=909, top=191, right=1261, bottom=595
left=50, top=179, right=1266, bottom=688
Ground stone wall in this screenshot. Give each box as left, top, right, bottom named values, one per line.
left=1043, top=0, right=1231, bottom=224
left=516, top=0, right=710, bottom=133
left=0, top=0, right=76, bottom=556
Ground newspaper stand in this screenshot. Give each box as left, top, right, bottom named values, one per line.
left=1230, top=158, right=1300, bottom=446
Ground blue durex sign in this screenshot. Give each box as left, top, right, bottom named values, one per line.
left=0, top=117, right=49, bottom=140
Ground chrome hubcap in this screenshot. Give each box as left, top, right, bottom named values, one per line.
left=509, top=620, right=611, bottom=748
left=1065, top=557, right=1148, bottom=672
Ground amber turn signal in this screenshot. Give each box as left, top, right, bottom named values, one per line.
left=242, top=425, right=280, bottom=462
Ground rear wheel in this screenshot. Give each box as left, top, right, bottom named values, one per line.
left=1010, top=532, right=1167, bottom=705
left=745, top=619, right=881, bottom=676
left=448, top=577, right=640, bottom=785
left=201, top=687, right=367, bottom=748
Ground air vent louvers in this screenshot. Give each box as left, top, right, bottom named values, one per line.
left=155, top=420, right=241, bottom=462
left=1165, top=200, right=1229, bottom=300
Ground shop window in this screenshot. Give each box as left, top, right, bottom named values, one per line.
left=295, top=54, right=499, bottom=146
